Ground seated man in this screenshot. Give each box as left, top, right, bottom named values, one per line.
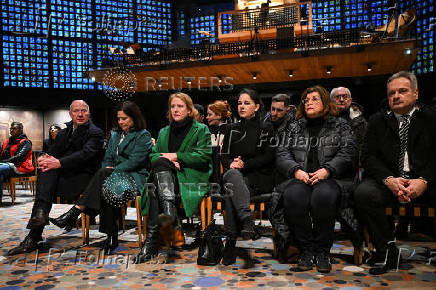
left=8, top=100, right=104, bottom=255
left=0, top=122, right=34, bottom=206
left=355, top=71, right=436, bottom=274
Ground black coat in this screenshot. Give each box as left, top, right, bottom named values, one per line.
left=272, top=116, right=361, bottom=250
left=276, top=116, right=358, bottom=185
left=48, top=121, right=105, bottom=199
left=221, top=115, right=275, bottom=194
left=361, top=105, right=436, bottom=191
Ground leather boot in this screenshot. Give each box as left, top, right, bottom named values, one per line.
left=103, top=232, right=119, bottom=255
left=369, top=242, right=402, bottom=275
left=28, top=208, right=49, bottom=228
left=155, top=171, right=176, bottom=228
left=8, top=234, right=42, bottom=255
left=222, top=238, right=237, bottom=265
left=50, top=206, right=82, bottom=232
left=241, top=216, right=259, bottom=240
left=135, top=193, right=160, bottom=264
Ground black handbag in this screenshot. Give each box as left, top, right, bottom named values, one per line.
left=102, top=171, right=139, bottom=207
left=197, top=219, right=224, bottom=266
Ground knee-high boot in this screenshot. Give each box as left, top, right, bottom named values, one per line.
left=135, top=192, right=160, bottom=264
left=155, top=171, right=176, bottom=228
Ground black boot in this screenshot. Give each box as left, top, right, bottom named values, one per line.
left=369, top=242, right=402, bottom=275
left=155, top=171, right=176, bottom=228
left=102, top=232, right=119, bottom=255
left=50, top=206, right=82, bottom=232
left=135, top=193, right=160, bottom=264
left=241, top=216, right=259, bottom=240
left=8, top=234, right=42, bottom=255
left=222, top=238, right=237, bottom=265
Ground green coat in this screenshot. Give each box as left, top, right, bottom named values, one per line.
left=102, top=129, right=153, bottom=193
left=140, top=120, right=212, bottom=217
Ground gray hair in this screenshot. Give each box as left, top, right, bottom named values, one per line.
left=387, top=71, right=418, bottom=95
left=330, top=87, right=351, bottom=99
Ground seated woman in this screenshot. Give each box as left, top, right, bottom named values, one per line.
left=206, top=100, right=232, bottom=183
left=43, top=124, right=61, bottom=152
left=220, top=88, right=275, bottom=265
left=276, top=85, right=357, bottom=273
left=50, top=101, right=153, bottom=254
left=135, top=92, right=212, bottom=263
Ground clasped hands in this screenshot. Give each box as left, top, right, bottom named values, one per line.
left=385, top=177, right=427, bottom=203
left=37, top=154, right=61, bottom=172
left=230, top=156, right=244, bottom=169
left=160, top=153, right=180, bottom=170
left=294, top=168, right=330, bottom=185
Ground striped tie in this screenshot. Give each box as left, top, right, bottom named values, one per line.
left=398, top=115, right=410, bottom=177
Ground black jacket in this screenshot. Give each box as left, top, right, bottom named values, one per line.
left=221, top=115, right=275, bottom=194
left=339, top=104, right=367, bottom=152
left=48, top=120, right=105, bottom=199
left=276, top=116, right=358, bottom=182
left=361, top=105, right=436, bottom=190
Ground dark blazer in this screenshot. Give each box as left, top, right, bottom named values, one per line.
left=221, top=114, right=275, bottom=194
left=361, top=105, right=436, bottom=191
left=101, top=129, right=153, bottom=192
left=276, top=116, right=358, bottom=193
left=48, top=120, right=104, bottom=199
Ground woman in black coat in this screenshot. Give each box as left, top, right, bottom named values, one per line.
left=276, top=85, right=357, bottom=273
left=220, top=88, right=275, bottom=265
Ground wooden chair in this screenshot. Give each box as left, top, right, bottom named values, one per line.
left=6, top=152, right=38, bottom=204
left=54, top=195, right=88, bottom=245
left=82, top=195, right=208, bottom=248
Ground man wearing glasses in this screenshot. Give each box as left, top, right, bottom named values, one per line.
left=330, top=87, right=367, bottom=153
left=8, top=100, right=104, bottom=255
left=0, top=122, right=34, bottom=206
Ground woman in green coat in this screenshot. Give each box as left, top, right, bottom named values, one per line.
left=50, top=101, right=153, bottom=254
left=135, top=92, right=212, bottom=264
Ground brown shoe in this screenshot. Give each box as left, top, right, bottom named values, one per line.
left=172, top=229, right=185, bottom=248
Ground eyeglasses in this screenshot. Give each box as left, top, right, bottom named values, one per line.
left=302, top=96, right=321, bottom=105
left=333, top=94, right=350, bottom=100
left=9, top=127, right=20, bottom=131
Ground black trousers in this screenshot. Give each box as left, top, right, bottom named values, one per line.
left=283, top=179, right=340, bottom=253
left=355, top=177, right=436, bottom=251
left=76, top=167, right=120, bottom=235
left=222, top=169, right=257, bottom=237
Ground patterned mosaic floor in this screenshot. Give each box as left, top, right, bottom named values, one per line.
left=1, top=188, right=436, bottom=289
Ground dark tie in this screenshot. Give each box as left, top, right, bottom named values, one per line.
left=398, top=115, right=410, bottom=177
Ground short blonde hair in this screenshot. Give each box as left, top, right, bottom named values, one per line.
left=167, top=92, right=199, bottom=122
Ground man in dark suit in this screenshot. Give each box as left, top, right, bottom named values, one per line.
left=355, top=71, right=436, bottom=274
left=8, top=100, right=105, bottom=255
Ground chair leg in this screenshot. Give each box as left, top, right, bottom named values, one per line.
left=121, top=206, right=126, bottom=232
left=135, top=197, right=143, bottom=248
left=354, top=245, right=363, bottom=265
left=200, top=198, right=206, bottom=231
left=10, top=181, right=16, bottom=205
left=81, top=212, right=87, bottom=245
left=207, top=196, right=212, bottom=225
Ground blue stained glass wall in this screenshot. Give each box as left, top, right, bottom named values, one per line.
left=137, top=0, right=172, bottom=46
left=1, top=0, right=48, bottom=36
left=408, top=0, right=434, bottom=73
left=1, top=0, right=172, bottom=89
left=2, top=35, right=49, bottom=88
left=95, top=0, right=134, bottom=43
left=52, top=40, right=93, bottom=89
left=190, top=15, right=216, bottom=45
left=50, top=0, right=93, bottom=39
